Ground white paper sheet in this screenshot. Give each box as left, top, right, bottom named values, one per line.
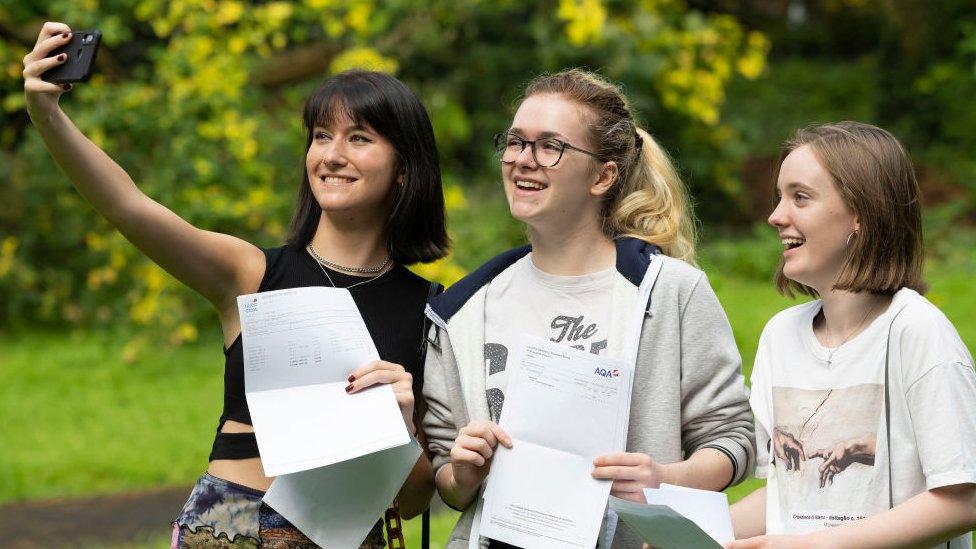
left=264, top=438, right=422, bottom=549
left=238, top=287, right=378, bottom=391
left=237, top=287, right=409, bottom=477
left=247, top=383, right=408, bottom=475
left=479, top=335, right=632, bottom=549
left=644, top=484, right=734, bottom=545
left=608, top=483, right=733, bottom=549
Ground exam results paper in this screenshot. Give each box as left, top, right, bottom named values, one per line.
left=236, top=287, right=418, bottom=549
left=479, top=335, right=633, bottom=549
left=236, top=287, right=409, bottom=476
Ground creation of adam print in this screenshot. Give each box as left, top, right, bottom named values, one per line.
left=771, top=383, right=885, bottom=531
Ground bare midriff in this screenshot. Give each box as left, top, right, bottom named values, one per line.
left=206, top=419, right=274, bottom=491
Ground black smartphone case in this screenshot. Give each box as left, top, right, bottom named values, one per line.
left=42, top=30, right=101, bottom=84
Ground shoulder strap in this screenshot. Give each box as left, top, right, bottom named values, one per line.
left=883, top=304, right=909, bottom=510
left=884, top=323, right=894, bottom=510
left=420, top=281, right=442, bottom=549
left=883, top=304, right=908, bottom=510
left=883, top=303, right=951, bottom=548
left=418, top=282, right=444, bottom=359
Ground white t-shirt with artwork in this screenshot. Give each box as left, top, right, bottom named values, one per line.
left=484, top=254, right=615, bottom=422
left=750, top=288, right=976, bottom=548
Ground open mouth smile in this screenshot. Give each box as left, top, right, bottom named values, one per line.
left=782, top=236, right=805, bottom=251
left=514, top=179, right=548, bottom=192
left=318, top=174, right=358, bottom=185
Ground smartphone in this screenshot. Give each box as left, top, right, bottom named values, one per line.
left=42, top=30, right=101, bottom=84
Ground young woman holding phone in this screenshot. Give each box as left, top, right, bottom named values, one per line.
left=422, top=69, right=756, bottom=548
left=23, top=22, right=448, bottom=548
left=729, top=122, right=976, bottom=548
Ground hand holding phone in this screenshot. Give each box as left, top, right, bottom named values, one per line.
left=24, top=23, right=80, bottom=114
left=41, top=29, right=101, bottom=84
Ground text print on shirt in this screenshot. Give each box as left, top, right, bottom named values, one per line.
left=485, top=313, right=609, bottom=422
left=550, top=314, right=609, bottom=355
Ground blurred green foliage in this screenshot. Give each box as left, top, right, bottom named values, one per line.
left=712, top=0, right=976, bottom=223
left=1, top=1, right=975, bottom=350
left=0, top=0, right=768, bottom=345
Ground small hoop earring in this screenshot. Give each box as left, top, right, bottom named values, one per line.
left=846, top=230, right=858, bottom=246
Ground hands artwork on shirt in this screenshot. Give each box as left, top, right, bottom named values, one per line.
left=772, top=427, right=805, bottom=472
left=772, top=426, right=876, bottom=488
left=808, top=435, right=876, bottom=488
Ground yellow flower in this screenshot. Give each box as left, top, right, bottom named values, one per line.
left=172, top=322, right=199, bottom=344
left=266, top=1, right=295, bottom=24
left=215, top=0, right=244, bottom=25
left=85, top=232, right=105, bottom=251
left=737, top=32, right=769, bottom=79
left=558, top=0, right=607, bottom=46
left=330, top=47, right=399, bottom=74
left=228, top=35, right=247, bottom=54
left=144, top=264, right=166, bottom=291
left=444, top=185, right=468, bottom=211
left=0, top=236, right=18, bottom=277
left=410, top=257, right=468, bottom=287
left=346, top=3, right=373, bottom=34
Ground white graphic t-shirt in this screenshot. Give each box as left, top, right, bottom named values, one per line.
left=751, top=288, right=976, bottom=547
left=484, top=254, right=615, bottom=422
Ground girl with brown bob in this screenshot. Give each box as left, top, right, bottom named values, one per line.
left=730, top=122, right=976, bottom=548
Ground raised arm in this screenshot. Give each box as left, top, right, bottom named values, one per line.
left=23, top=22, right=264, bottom=317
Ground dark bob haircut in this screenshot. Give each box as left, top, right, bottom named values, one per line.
left=286, top=70, right=450, bottom=264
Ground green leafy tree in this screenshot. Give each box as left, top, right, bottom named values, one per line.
left=0, top=0, right=767, bottom=350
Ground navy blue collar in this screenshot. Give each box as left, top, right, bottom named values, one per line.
left=428, top=237, right=659, bottom=324
left=614, top=237, right=660, bottom=287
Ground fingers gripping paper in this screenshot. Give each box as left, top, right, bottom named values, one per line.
left=237, top=287, right=416, bottom=548
left=479, top=335, right=633, bottom=549
left=237, top=287, right=409, bottom=476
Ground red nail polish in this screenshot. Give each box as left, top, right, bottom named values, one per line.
left=58, top=54, right=66, bottom=61
left=345, top=384, right=353, bottom=392
left=348, top=374, right=356, bottom=383
left=62, top=84, right=71, bottom=90
left=62, top=33, right=70, bottom=38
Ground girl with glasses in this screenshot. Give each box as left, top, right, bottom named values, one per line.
left=422, top=69, right=755, bottom=547
left=729, top=122, right=976, bottom=548
left=23, top=22, right=448, bottom=548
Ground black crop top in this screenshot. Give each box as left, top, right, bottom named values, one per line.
left=209, top=245, right=433, bottom=461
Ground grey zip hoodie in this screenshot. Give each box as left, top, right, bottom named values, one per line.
left=423, top=238, right=755, bottom=548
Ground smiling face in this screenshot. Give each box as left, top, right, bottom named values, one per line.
left=502, top=93, right=614, bottom=234
left=305, top=110, right=399, bottom=221
left=769, top=145, right=859, bottom=293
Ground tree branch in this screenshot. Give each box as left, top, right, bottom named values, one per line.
left=250, top=41, right=342, bottom=88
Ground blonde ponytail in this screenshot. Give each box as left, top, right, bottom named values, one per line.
left=523, top=69, right=698, bottom=265
left=610, top=127, right=697, bottom=264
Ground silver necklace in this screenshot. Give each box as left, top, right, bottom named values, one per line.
left=821, top=299, right=881, bottom=366
left=306, top=245, right=390, bottom=290
left=306, top=243, right=391, bottom=274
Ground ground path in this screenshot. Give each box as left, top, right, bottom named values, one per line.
left=0, top=486, right=188, bottom=548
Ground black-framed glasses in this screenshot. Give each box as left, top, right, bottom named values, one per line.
left=493, top=132, right=601, bottom=168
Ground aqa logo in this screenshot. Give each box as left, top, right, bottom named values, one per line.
left=244, top=297, right=259, bottom=313
left=594, top=367, right=620, bottom=378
